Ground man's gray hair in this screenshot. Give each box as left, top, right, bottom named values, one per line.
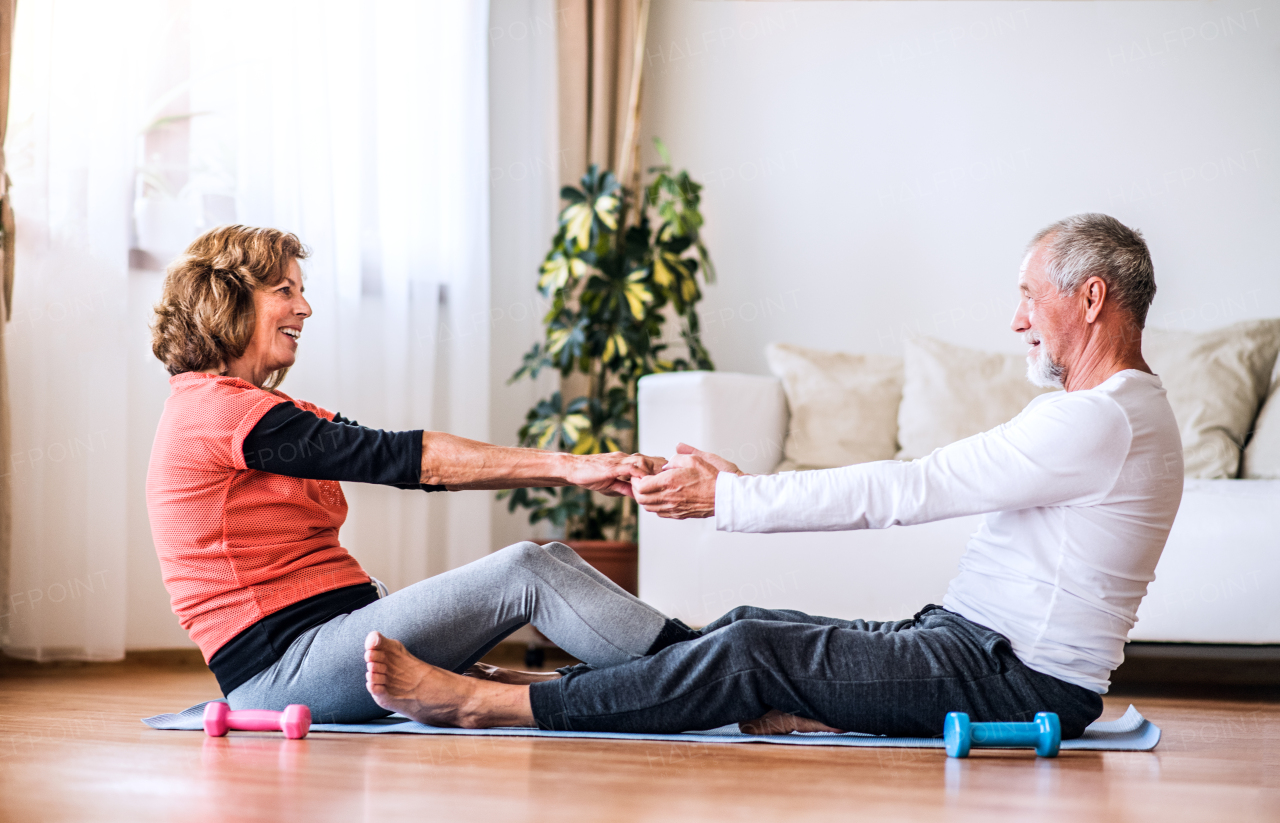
left=1029, top=213, right=1156, bottom=328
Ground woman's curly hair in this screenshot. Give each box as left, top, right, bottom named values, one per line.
left=151, top=225, right=309, bottom=390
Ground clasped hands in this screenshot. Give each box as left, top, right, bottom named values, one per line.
left=573, top=443, right=741, bottom=520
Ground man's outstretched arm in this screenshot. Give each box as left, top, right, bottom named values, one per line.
left=634, top=392, right=1133, bottom=531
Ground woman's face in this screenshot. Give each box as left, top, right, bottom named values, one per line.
left=229, top=259, right=312, bottom=386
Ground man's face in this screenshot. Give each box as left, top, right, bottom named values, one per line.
left=1012, top=243, right=1076, bottom=388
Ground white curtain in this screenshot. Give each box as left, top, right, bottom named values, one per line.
left=2, top=0, right=492, bottom=660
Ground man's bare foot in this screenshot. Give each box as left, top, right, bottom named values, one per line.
left=364, top=632, right=536, bottom=729
left=739, top=709, right=844, bottom=735
left=463, top=662, right=562, bottom=685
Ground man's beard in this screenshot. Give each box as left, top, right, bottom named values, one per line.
left=1024, top=331, right=1065, bottom=389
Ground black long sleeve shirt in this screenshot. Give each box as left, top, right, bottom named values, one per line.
left=243, top=404, right=447, bottom=492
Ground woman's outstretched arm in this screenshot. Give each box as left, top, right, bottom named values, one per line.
left=422, top=432, right=664, bottom=496
left=242, top=402, right=664, bottom=495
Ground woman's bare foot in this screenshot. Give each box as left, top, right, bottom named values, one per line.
left=463, top=662, right=562, bottom=685
left=364, top=632, right=476, bottom=726
left=739, top=709, right=844, bottom=735
left=364, top=632, right=536, bottom=728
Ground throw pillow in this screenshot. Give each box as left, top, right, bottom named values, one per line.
left=1144, top=318, right=1280, bottom=478
left=896, top=336, right=1056, bottom=460
left=765, top=342, right=903, bottom=471
left=1243, top=356, right=1280, bottom=479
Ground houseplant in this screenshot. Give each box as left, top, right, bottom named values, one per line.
left=504, top=140, right=716, bottom=571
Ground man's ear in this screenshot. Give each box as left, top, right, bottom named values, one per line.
left=1083, top=276, right=1107, bottom=324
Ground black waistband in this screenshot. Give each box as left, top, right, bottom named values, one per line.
left=208, top=583, right=380, bottom=696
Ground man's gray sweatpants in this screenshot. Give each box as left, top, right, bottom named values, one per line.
left=228, top=541, right=671, bottom=723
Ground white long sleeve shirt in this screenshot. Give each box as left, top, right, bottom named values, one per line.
left=715, top=369, right=1184, bottom=693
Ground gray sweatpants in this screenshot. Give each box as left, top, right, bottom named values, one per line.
left=228, top=541, right=670, bottom=723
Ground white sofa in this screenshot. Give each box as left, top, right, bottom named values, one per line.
left=637, top=371, right=1280, bottom=644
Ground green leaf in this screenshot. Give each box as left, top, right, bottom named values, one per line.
left=539, top=254, right=588, bottom=292
left=594, top=195, right=620, bottom=230
left=528, top=418, right=560, bottom=450
left=624, top=281, right=652, bottom=320
left=653, top=136, right=671, bottom=165
left=510, top=342, right=553, bottom=383
left=654, top=250, right=689, bottom=289
left=561, top=412, right=592, bottom=446
left=570, top=432, right=600, bottom=455
left=697, top=241, right=717, bottom=283
left=562, top=203, right=595, bottom=251
left=680, top=274, right=700, bottom=303
left=603, top=332, right=631, bottom=363
left=652, top=254, right=674, bottom=287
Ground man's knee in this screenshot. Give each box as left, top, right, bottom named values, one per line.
left=724, top=605, right=760, bottom=622
left=713, top=619, right=788, bottom=663
left=704, top=605, right=773, bottom=632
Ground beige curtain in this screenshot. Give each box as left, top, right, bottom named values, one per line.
left=555, top=0, right=650, bottom=536
left=556, top=0, right=650, bottom=192
left=0, top=0, right=15, bottom=644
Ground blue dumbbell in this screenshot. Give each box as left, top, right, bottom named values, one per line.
left=943, top=712, right=1060, bottom=758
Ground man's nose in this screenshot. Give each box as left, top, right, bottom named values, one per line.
left=1011, top=301, right=1030, bottom=333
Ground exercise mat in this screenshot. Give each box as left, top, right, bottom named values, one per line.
left=144, top=703, right=1159, bottom=751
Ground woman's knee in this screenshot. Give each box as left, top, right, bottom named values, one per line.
left=492, top=541, right=547, bottom=572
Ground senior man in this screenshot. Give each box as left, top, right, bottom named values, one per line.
left=360, top=213, right=1184, bottom=739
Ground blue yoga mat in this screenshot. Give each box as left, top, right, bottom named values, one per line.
left=144, top=702, right=1160, bottom=751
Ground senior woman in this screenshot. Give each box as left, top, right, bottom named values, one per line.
left=147, top=225, right=691, bottom=723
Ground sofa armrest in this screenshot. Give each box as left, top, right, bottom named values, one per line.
left=637, top=371, right=787, bottom=473
left=637, top=371, right=787, bottom=615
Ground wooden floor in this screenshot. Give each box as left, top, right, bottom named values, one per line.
left=1, top=651, right=1277, bottom=823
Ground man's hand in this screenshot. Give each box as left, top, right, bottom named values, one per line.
left=632, top=443, right=743, bottom=519
left=565, top=452, right=668, bottom=497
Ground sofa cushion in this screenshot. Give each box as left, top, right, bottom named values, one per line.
left=1243, top=355, right=1280, bottom=479
left=896, top=336, right=1055, bottom=460
left=1143, top=319, right=1280, bottom=479
left=765, top=343, right=902, bottom=470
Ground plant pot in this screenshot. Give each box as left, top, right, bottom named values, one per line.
left=562, top=539, right=639, bottom=596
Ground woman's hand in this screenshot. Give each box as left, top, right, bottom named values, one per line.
left=632, top=443, right=743, bottom=518
left=564, top=452, right=668, bottom=497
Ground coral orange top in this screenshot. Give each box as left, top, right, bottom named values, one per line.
left=145, top=372, right=370, bottom=661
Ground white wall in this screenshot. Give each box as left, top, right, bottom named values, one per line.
left=642, top=1, right=1280, bottom=374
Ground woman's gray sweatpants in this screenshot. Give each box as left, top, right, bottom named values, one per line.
left=228, top=541, right=671, bottom=723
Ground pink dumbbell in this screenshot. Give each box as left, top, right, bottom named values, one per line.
left=203, top=702, right=312, bottom=739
